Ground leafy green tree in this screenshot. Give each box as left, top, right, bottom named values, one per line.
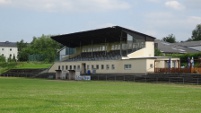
left=162, top=34, right=176, bottom=43
left=17, top=35, right=62, bottom=62
left=154, top=48, right=163, bottom=56
left=17, top=39, right=29, bottom=61
left=191, top=24, right=201, bottom=41
left=0, top=55, right=6, bottom=62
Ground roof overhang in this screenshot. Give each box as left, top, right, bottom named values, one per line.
left=51, top=26, right=155, bottom=48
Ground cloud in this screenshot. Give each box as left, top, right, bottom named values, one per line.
left=147, top=0, right=160, bottom=3
left=0, top=0, right=11, bottom=4
left=183, top=0, right=201, bottom=10
left=143, top=12, right=201, bottom=40
left=1, top=0, right=131, bottom=12
left=165, top=1, right=185, bottom=10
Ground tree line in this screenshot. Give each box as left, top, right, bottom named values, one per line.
left=17, top=34, right=62, bottom=63
left=162, top=24, right=201, bottom=43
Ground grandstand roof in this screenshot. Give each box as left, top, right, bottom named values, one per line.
left=51, top=26, right=155, bottom=47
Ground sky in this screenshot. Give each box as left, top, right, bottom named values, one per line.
left=0, top=0, right=201, bottom=42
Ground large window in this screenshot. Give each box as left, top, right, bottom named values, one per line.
left=101, top=65, right=104, bottom=70
left=106, top=65, right=109, bottom=70
left=124, top=64, right=132, bottom=70
left=112, top=64, right=115, bottom=70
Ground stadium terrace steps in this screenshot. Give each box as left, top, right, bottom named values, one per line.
left=1, top=68, right=49, bottom=78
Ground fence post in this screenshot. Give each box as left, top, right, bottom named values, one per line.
left=134, top=76, right=135, bottom=82
left=197, top=78, right=199, bottom=85
left=145, top=76, right=147, bottom=82
left=183, top=78, right=184, bottom=84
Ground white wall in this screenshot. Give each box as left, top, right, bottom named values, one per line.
left=49, top=59, right=149, bottom=74
left=128, top=41, right=154, bottom=58
left=0, top=47, right=18, bottom=61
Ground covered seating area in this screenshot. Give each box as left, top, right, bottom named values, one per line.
left=51, top=26, right=154, bottom=61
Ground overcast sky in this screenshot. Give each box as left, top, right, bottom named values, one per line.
left=0, top=0, right=201, bottom=42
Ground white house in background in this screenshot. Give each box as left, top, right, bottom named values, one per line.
left=0, top=41, right=18, bottom=61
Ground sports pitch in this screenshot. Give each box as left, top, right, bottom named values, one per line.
left=0, top=77, right=201, bottom=113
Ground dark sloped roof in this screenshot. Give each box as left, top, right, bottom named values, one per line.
left=0, top=41, right=17, bottom=47
left=175, top=41, right=201, bottom=47
left=51, top=26, right=155, bottom=47
left=155, top=39, right=199, bottom=54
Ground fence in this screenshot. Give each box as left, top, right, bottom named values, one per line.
left=91, top=74, right=201, bottom=85
left=155, top=67, right=201, bottom=74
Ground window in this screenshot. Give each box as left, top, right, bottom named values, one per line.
left=150, top=64, right=153, bottom=68
left=58, top=66, right=60, bottom=70
left=101, top=65, right=104, bottom=69
left=10, top=48, right=12, bottom=51
left=74, top=65, right=76, bottom=70
left=70, top=65, right=72, bottom=70
left=2, top=48, right=4, bottom=51
left=62, top=66, right=64, bottom=70
left=106, top=65, right=109, bottom=70
left=112, top=64, right=115, bottom=70
left=91, top=65, right=94, bottom=69
left=77, top=65, right=80, bottom=70
left=66, top=65, right=68, bottom=70
left=124, top=64, right=132, bottom=70
left=96, top=65, right=99, bottom=69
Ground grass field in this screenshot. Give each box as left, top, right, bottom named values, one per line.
left=0, top=77, right=201, bottom=113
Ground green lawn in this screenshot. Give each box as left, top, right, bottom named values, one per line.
left=0, top=77, right=201, bottom=113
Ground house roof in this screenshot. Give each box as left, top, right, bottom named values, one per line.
left=51, top=26, right=155, bottom=47
left=155, top=39, right=199, bottom=54
left=175, top=41, right=201, bottom=47
left=0, top=41, right=17, bottom=47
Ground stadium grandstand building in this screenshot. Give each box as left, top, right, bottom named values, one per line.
left=49, top=26, right=180, bottom=79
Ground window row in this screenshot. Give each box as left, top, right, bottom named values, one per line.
left=58, top=64, right=132, bottom=71
left=58, top=65, right=81, bottom=70
left=86, top=64, right=115, bottom=70
left=1, top=48, right=12, bottom=51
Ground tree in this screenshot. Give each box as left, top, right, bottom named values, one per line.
left=154, top=48, right=163, bottom=56
left=17, top=39, right=29, bottom=61
left=162, top=34, right=176, bottom=43
left=191, top=24, right=201, bottom=41
left=17, top=35, right=62, bottom=62
left=0, top=55, right=6, bottom=62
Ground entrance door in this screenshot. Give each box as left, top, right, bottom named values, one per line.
left=55, top=70, right=62, bottom=79
left=68, top=70, right=75, bottom=80
left=81, top=63, right=86, bottom=74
